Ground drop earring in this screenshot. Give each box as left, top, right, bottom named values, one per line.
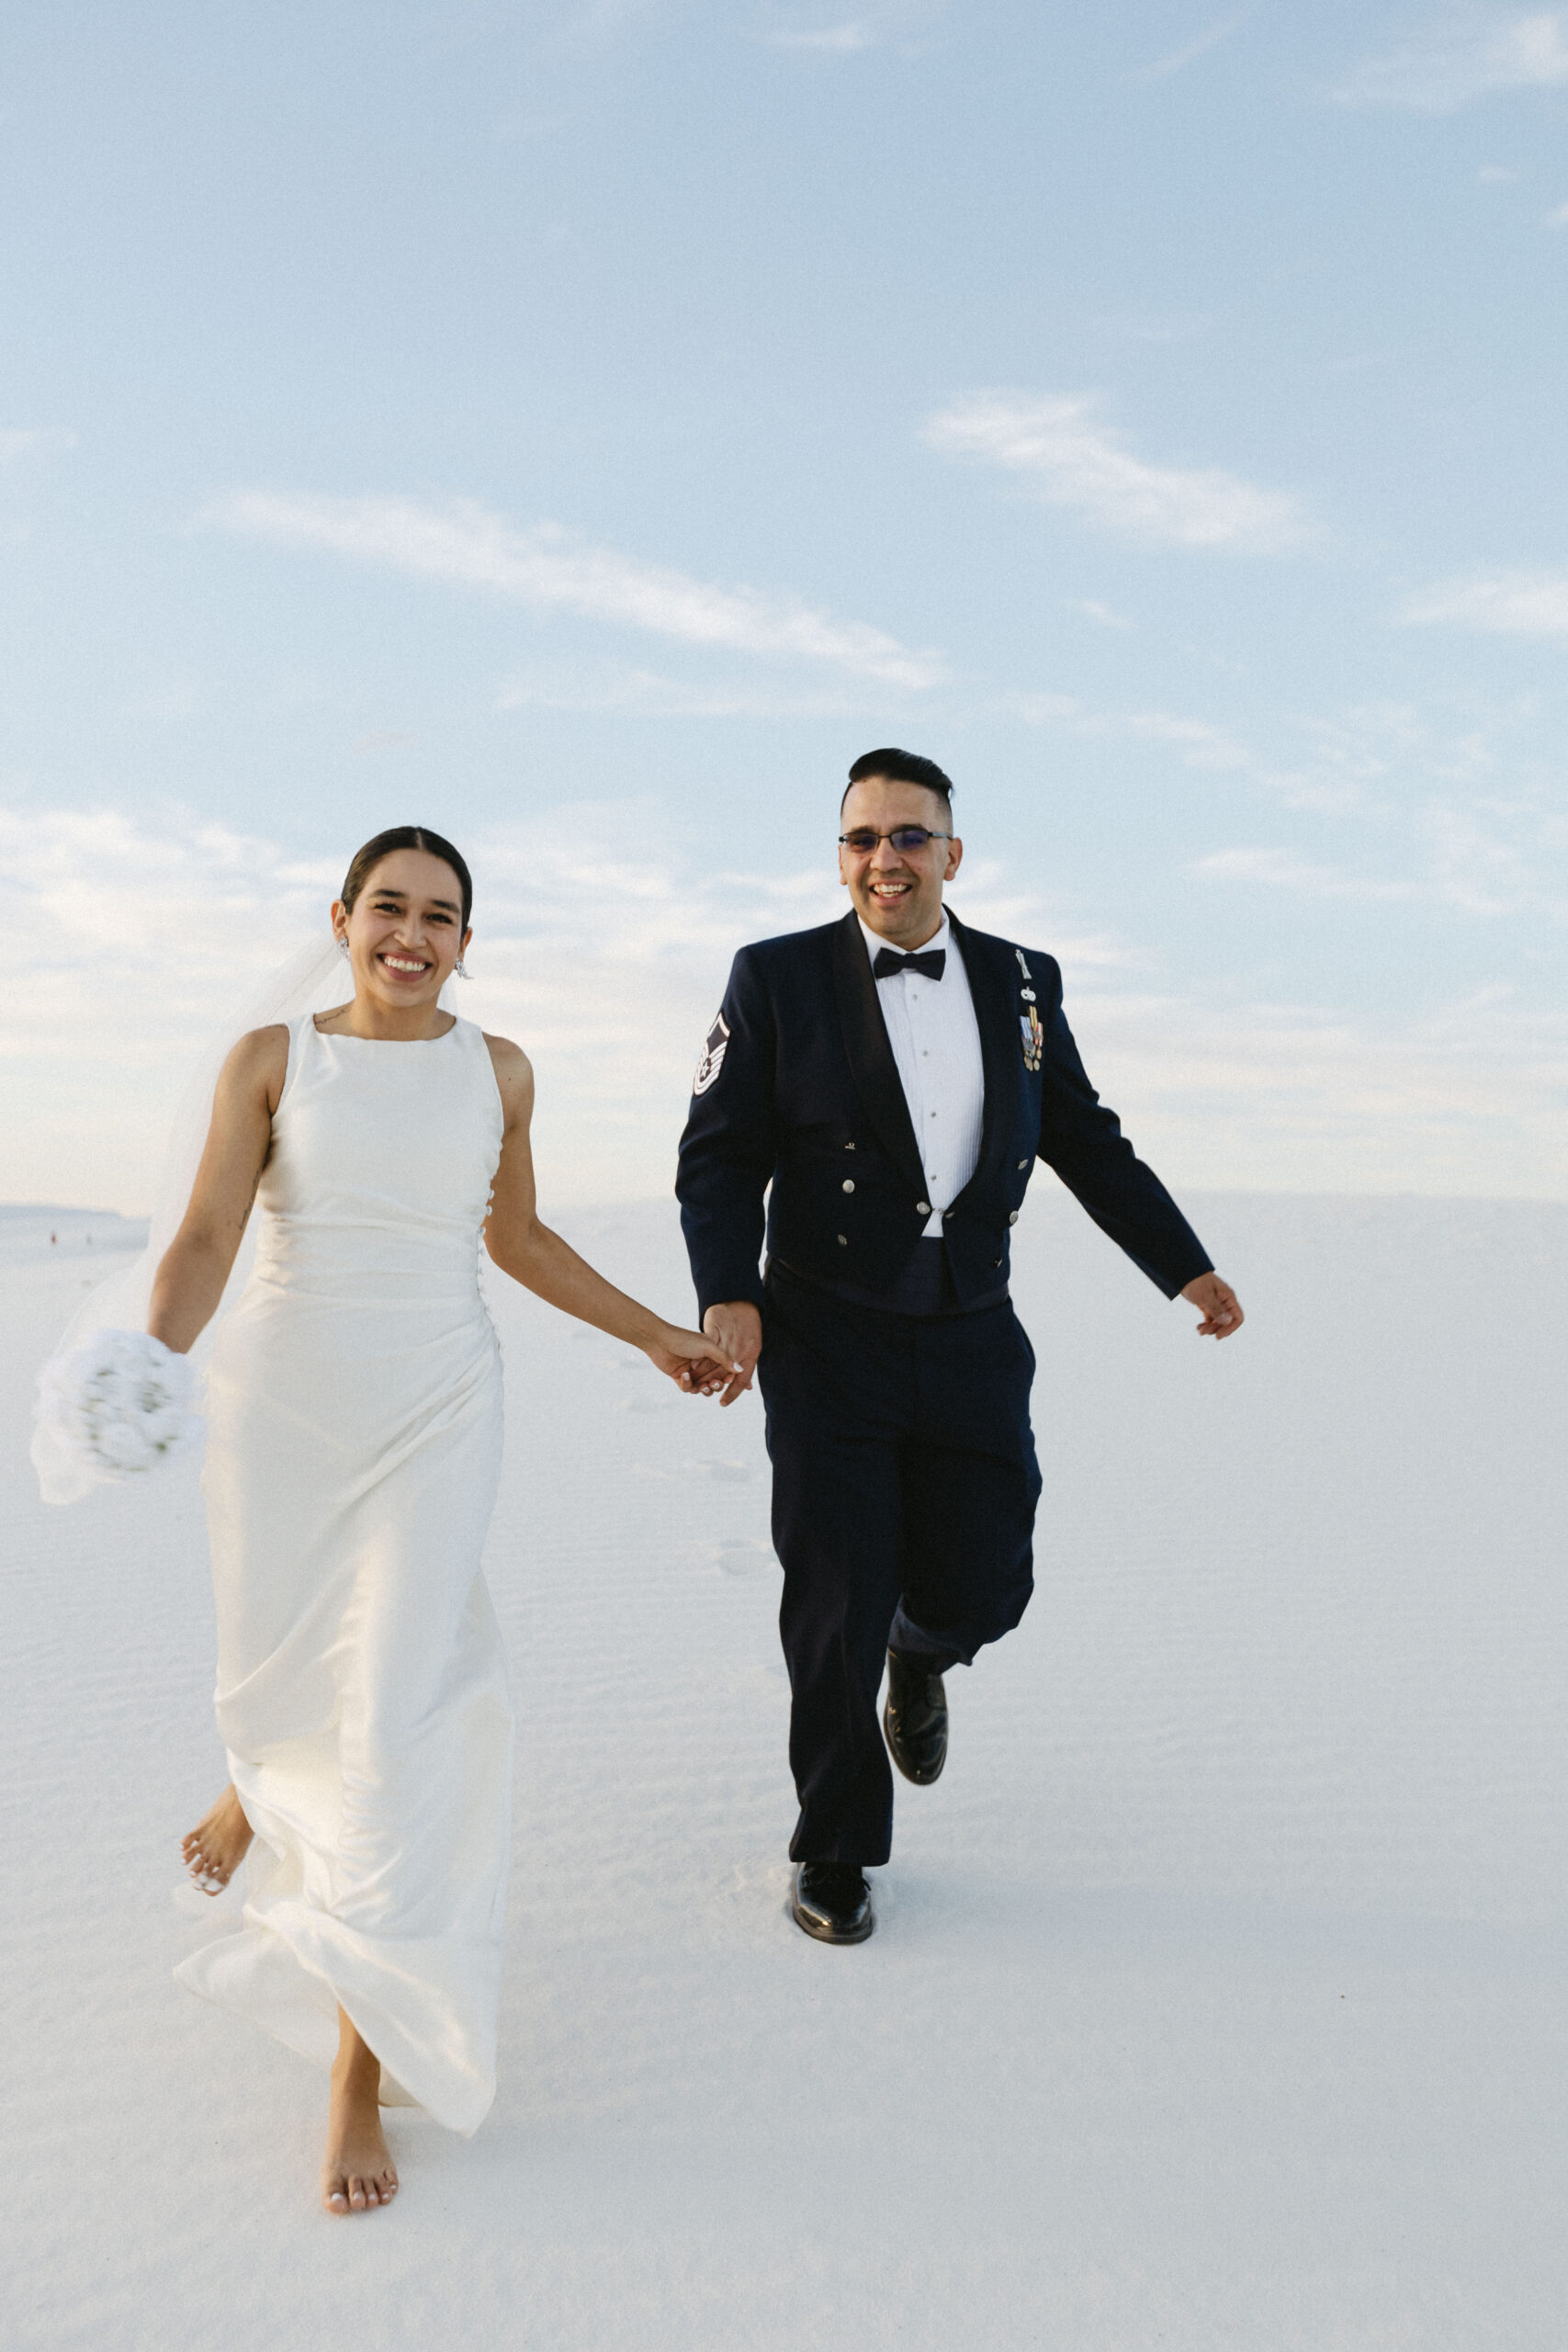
left=336, top=937, right=351, bottom=961
left=454, top=956, right=469, bottom=978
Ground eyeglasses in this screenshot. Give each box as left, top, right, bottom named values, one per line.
left=838, top=826, right=953, bottom=854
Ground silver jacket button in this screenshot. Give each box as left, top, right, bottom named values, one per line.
left=837, top=1233, right=849, bottom=1246
left=916, top=1200, right=931, bottom=1216
left=1017, top=1158, right=1029, bottom=1170
left=842, top=1179, right=855, bottom=1193
left=1009, top=1210, right=1020, bottom=1225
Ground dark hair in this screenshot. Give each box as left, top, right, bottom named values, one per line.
left=340, top=826, right=474, bottom=931
left=842, top=748, right=955, bottom=814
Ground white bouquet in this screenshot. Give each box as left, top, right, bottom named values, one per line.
left=33, top=1329, right=199, bottom=1499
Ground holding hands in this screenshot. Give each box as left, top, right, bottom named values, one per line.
left=674, top=1303, right=761, bottom=1408
left=649, top=1321, right=746, bottom=1398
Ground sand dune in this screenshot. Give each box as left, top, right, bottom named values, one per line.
left=3, top=1188, right=1564, bottom=2349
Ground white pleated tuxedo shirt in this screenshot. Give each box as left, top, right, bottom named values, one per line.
left=858, top=909, right=986, bottom=1239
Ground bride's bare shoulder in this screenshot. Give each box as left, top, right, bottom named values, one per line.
left=218, top=1024, right=291, bottom=1092
left=482, top=1032, right=534, bottom=1102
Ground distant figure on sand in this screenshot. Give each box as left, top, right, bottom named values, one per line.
left=676, top=751, right=1244, bottom=1945
left=164, top=826, right=733, bottom=2213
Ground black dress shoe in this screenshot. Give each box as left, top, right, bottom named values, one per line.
left=791, top=1860, right=874, bottom=1944
left=883, top=1648, right=948, bottom=1784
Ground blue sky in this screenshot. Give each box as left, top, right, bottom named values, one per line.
left=4, top=0, right=1567, bottom=1211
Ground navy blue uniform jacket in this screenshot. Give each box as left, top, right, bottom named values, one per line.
left=676, top=908, right=1213, bottom=1319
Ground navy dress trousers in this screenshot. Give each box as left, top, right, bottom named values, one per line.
left=677, top=907, right=1213, bottom=1868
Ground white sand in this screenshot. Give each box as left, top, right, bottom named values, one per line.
left=3, top=1188, right=1565, bottom=2349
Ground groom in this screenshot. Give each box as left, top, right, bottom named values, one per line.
left=676, top=750, right=1243, bottom=1944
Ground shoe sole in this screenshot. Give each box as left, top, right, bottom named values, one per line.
left=789, top=1895, right=875, bottom=1945
left=883, top=1700, right=947, bottom=1786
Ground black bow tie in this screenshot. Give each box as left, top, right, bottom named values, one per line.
left=873, top=945, right=946, bottom=981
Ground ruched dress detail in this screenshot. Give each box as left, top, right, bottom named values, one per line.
left=175, top=1014, right=511, bottom=2133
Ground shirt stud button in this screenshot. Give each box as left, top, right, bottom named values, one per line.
left=842, top=1179, right=855, bottom=1193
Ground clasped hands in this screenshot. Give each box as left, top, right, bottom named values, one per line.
left=662, top=1301, right=762, bottom=1408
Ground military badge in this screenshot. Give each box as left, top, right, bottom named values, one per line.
left=1020, top=1004, right=1043, bottom=1072
left=693, top=1012, right=731, bottom=1096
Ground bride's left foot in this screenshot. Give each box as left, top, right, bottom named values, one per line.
left=181, top=1782, right=253, bottom=1892
left=321, top=2044, right=399, bottom=2215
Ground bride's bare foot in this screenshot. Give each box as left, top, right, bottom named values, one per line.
left=181, top=1782, right=253, bottom=1893
left=321, top=2010, right=399, bottom=2216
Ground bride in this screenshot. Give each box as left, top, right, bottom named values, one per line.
left=139, top=824, right=731, bottom=2215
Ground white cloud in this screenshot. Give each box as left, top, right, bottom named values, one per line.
left=1193, top=846, right=1418, bottom=900
left=1136, top=8, right=1253, bottom=83
left=200, top=490, right=943, bottom=689
left=923, top=392, right=1312, bottom=553
left=1401, top=568, right=1568, bottom=635
left=5, top=802, right=1565, bottom=1212
left=1065, top=981, right=1568, bottom=1197
left=1067, top=597, right=1133, bottom=631
left=0, top=427, right=76, bottom=464
left=1002, top=691, right=1254, bottom=771
left=765, top=21, right=874, bottom=48
left=493, top=662, right=872, bottom=718
left=1335, top=8, right=1568, bottom=112
left=0, top=800, right=1078, bottom=1211
left=756, top=0, right=941, bottom=49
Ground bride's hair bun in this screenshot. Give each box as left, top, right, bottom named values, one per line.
left=341, top=826, right=473, bottom=930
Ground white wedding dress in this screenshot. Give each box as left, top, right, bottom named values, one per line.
left=175, top=1012, right=512, bottom=2134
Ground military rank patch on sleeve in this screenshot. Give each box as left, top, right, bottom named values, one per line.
left=693, top=1012, right=731, bottom=1096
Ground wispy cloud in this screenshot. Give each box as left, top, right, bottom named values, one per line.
left=923, top=392, right=1313, bottom=553
left=756, top=0, right=942, bottom=51
left=0, top=802, right=1067, bottom=1211
left=1002, top=692, right=1256, bottom=774
left=1136, top=8, right=1253, bottom=83
left=764, top=20, right=874, bottom=48
left=200, top=490, right=944, bottom=689
left=1335, top=8, right=1568, bottom=113
left=1068, top=979, right=1568, bottom=1197
left=1193, top=846, right=1418, bottom=900
left=6, top=802, right=1565, bottom=1209
left=1066, top=596, right=1133, bottom=631
left=0, top=427, right=77, bottom=464
left=494, top=662, right=871, bottom=718
left=1400, top=567, right=1568, bottom=636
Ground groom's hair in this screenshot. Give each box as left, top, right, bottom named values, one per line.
left=842, top=748, right=955, bottom=815
left=341, top=826, right=474, bottom=930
